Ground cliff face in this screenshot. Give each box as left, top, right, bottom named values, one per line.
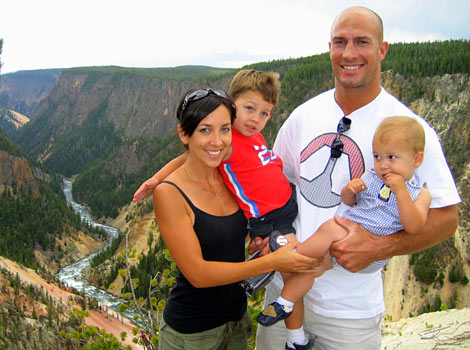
left=0, top=106, right=30, bottom=136
left=0, top=69, right=62, bottom=118
left=0, top=150, right=39, bottom=196
left=14, top=67, right=233, bottom=175
left=32, top=70, right=188, bottom=138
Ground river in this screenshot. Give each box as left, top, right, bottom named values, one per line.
left=56, top=178, right=136, bottom=320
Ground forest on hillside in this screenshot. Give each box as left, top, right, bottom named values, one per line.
left=73, top=40, right=470, bottom=219
left=0, top=182, right=79, bottom=267
left=0, top=130, right=108, bottom=269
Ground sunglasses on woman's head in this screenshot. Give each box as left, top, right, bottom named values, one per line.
left=330, top=116, right=352, bottom=159
left=180, top=88, right=228, bottom=118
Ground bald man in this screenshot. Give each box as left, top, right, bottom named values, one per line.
left=256, top=6, right=460, bottom=350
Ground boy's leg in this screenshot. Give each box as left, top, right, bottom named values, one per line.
left=255, top=284, right=288, bottom=350
left=256, top=285, right=313, bottom=350
left=295, top=219, right=347, bottom=258
left=278, top=247, right=333, bottom=310
left=257, top=231, right=304, bottom=327
left=285, top=299, right=313, bottom=348
left=281, top=272, right=315, bottom=314
left=285, top=298, right=304, bottom=330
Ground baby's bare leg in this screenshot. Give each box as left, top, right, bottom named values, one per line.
left=281, top=251, right=333, bottom=303
left=280, top=220, right=345, bottom=304
left=296, top=218, right=347, bottom=258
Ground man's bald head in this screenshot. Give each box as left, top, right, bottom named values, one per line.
left=331, top=6, right=384, bottom=43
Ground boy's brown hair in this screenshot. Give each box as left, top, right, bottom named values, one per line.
left=374, top=116, right=425, bottom=153
left=228, top=69, right=281, bottom=107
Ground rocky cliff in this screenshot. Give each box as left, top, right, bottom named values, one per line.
left=0, top=106, right=30, bottom=136
left=380, top=71, right=470, bottom=320
left=0, top=69, right=62, bottom=118
left=0, top=149, right=39, bottom=196
left=13, top=66, right=234, bottom=176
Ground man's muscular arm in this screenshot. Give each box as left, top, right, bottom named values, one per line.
left=329, top=205, right=458, bottom=272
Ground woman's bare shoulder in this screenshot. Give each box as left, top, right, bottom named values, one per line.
left=153, top=180, right=182, bottom=203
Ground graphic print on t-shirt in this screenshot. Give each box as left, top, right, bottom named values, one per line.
left=299, top=133, right=364, bottom=208
left=254, top=144, right=278, bottom=166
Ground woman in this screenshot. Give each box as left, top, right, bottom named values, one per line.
left=153, top=88, right=317, bottom=350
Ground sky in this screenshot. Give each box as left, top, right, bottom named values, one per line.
left=1, top=0, right=469, bottom=74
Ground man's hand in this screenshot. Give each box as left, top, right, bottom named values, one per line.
left=133, top=176, right=159, bottom=202
left=329, top=216, right=379, bottom=272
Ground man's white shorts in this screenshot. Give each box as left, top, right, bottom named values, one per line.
left=255, top=284, right=382, bottom=350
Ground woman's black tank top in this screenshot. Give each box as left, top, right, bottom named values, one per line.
left=161, top=181, right=248, bottom=333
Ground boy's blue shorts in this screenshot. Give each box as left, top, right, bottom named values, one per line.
left=247, top=183, right=297, bottom=240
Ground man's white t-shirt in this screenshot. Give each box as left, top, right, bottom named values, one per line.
left=272, top=88, right=461, bottom=319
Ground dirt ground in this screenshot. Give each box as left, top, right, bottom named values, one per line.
left=0, top=256, right=143, bottom=350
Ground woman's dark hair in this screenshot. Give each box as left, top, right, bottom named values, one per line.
left=176, top=88, right=236, bottom=137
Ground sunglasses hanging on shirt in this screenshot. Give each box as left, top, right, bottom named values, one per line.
left=330, top=116, right=352, bottom=159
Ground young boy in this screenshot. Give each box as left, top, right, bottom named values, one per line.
left=133, top=69, right=317, bottom=350
left=257, top=116, right=431, bottom=349
left=135, top=70, right=298, bottom=243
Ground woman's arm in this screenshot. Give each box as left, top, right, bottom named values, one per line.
left=133, top=153, right=187, bottom=202
left=154, top=183, right=318, bottom=288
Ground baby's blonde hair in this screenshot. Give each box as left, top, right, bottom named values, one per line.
left=228, top=69, right=281, bottom=107
left=374, top=116, right=425, bottom=153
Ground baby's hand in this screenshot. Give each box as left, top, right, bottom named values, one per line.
left=345, top=178, right=366, bottom=195
left=383, top=173, right=406, bottom=194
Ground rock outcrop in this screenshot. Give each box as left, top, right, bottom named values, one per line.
left=0, top=150, right=39, bottom=196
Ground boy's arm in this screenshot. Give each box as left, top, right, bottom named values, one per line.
left=341, top=178, right=366, bottom=206
left=132, top=153, right=188, bottom=202
left=385, top=173, right=431, bottom=233
left=396, top=187, right=431, bottom=233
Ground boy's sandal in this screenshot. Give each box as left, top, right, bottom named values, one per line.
left=256, top=301, right=292, bottom=326
left=269, top=230, right=289, bottom=252
left=285, top=338, right=316, bottom=350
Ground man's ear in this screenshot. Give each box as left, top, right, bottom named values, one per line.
left=414, top=151, right=424, bottom=168
left=378, top=41, right=389, bottom=62
left=177, top=125, right=188, bottom=145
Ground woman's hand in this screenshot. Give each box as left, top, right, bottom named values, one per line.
left=272, top=242, right=324, bottom=275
